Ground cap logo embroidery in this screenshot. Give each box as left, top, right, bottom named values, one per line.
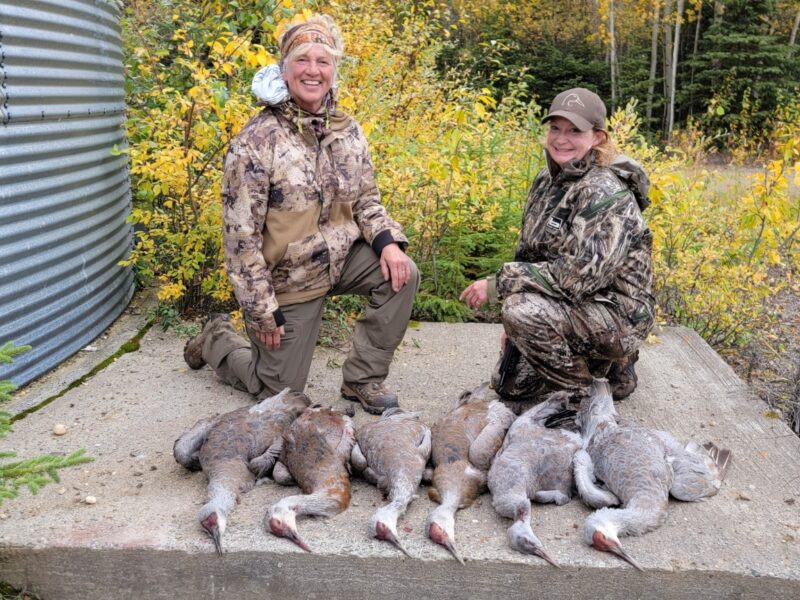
left=562, top=93, right=585, bottom=108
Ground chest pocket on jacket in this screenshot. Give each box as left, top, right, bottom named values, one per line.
left=545, top=206, right=572, bottom=235
left=269, top=161, right=320, bottom=210
left=328, top=138, right=362, bottom=202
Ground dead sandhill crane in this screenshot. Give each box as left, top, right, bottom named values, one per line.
left=426, top=383, right=516, bottom=564
left=350, top=407, right=431, bottom=556
left=574, top=379, right=731, bottom=570
left=654, top=431, right=731, bottom=502
left=488, top=394, right=581, bottom=567
left=173, top=388, right=310, bottom=553
left=267, top=405, right=355, bottom=552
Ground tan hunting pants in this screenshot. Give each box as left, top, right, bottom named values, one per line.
left=201, top=241, right=419, bottom=397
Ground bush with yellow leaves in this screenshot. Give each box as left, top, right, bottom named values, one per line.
left=615, top=101, right=799, bottom=347
left=121, top=0, right=295, bottom=310
left=334, top=0, right=542, bottom=316
left=122, top=0, right=541, bottom=320
left=122, top=0, right=798, bottom=348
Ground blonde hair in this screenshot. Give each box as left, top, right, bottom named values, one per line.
left=279, top=14, right=344, bottom=74
left=592, top=131, right=618, bottom=166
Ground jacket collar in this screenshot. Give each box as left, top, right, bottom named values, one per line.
left=275, top=99, right=351, bottom=147
left=545, top=150, right=595, bottom=181
left=544, top=150, right=652, bottom=212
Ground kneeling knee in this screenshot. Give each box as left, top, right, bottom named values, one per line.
left=501, top=293, right=550, bottom=331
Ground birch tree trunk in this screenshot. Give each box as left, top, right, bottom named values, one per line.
left=790, top=4, right=800, bottom=46
left=666, top=0, right=684, bottom=139
left=691, top=1, right=702, bottom=79
left=646, top=1, right=662, bottom=125
left=688, top=0, right=703, bottom=117
left=663, top=0, right=674, bottom=137
left=609, top=0, right=618, bottom=109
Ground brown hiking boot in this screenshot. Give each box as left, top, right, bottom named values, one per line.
left=341, top=382, right=399, bottom=415
left=183, top=313, right=231, bottom=370
left=608, top=351, right=638, bottom=400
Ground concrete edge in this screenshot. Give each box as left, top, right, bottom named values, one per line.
left=1, top=546, right=797, bottom=600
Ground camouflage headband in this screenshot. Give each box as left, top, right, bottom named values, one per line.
left=282, top=25, right=336, bottom=57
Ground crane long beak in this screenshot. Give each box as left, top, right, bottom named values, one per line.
left=443, top=538, right=465, bottom=565
left=609, top=544, right=644, bottom=571
left=518, top=538, right=560, bottom=568
left=376, top=521, right=412, bottom=558
left=383, top=531, right=413, bottom=558
left=287, top=529, right=312, bottom=553
left=532, top=546, right=560, bottom=568
left=208, top=527, right=223, bottom=555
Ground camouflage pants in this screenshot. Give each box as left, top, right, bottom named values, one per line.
left=491, top=292, right=650, bottom=401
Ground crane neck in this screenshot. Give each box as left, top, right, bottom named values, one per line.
left=207, top=481, right=237, bottom=515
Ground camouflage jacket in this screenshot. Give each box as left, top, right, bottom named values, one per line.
left=222, top=103, right=407, bottom=333
left=492, top=153, right=655, bottom=326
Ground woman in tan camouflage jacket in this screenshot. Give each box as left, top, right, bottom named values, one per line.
left=184, top=15, right=419, bottom=414
left=460, top=88, right=655, bottom=403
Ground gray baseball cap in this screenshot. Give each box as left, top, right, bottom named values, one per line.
left=542, top=88, right=607, bottom=131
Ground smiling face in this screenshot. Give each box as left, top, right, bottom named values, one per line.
left=545, top=116, right=606, bottom=167
left=283, top=44, right=335, bottom=113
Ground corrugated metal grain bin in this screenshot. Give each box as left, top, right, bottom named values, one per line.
left=0, top=0, right=134, bottom=386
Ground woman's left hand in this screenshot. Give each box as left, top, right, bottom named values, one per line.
left=380, top=243, right=412, bottom=292
left=460, top=279, right=489, bottom=309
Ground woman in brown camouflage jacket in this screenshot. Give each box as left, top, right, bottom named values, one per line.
left=184, top=15, right=419, bottom=415
left=460, top=88, right=655, bottom=403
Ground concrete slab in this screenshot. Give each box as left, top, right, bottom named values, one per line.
left=0, top=320, right=798, bottom=599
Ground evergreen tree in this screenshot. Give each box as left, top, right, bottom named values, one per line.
left=435, top=3, right=610, bottom=110
left=683, top=0, right=797, bottom=143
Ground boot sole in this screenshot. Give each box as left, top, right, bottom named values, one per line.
left=183, top=338, right=206, bottom=370
left=183, top=313, right=231, bottom=370
left=340, top=387, right=394, bottom=415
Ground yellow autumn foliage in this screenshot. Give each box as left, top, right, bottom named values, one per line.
left=122, top=0, right=540, bottom=315
left=612, top=101, right=799, bottom=346
left=121, top=0, right=798, bottom=347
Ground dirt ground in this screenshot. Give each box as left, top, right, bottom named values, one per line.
left=724, top=283, right=800, bottom=434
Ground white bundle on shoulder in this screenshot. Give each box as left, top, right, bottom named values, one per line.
left=251, top=64, right=290, bottom=105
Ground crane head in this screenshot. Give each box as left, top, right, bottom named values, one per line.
left=370, top=504, right=411, bottom=558
left=508, top=520, right=560, bottom=568
left=585, top=517, right=643, bottom=571
left=267, top=503, right=311, bottom=552
left=426, top=507, right=464, bottom=565
left=198, top=505, right=226, bottom=555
